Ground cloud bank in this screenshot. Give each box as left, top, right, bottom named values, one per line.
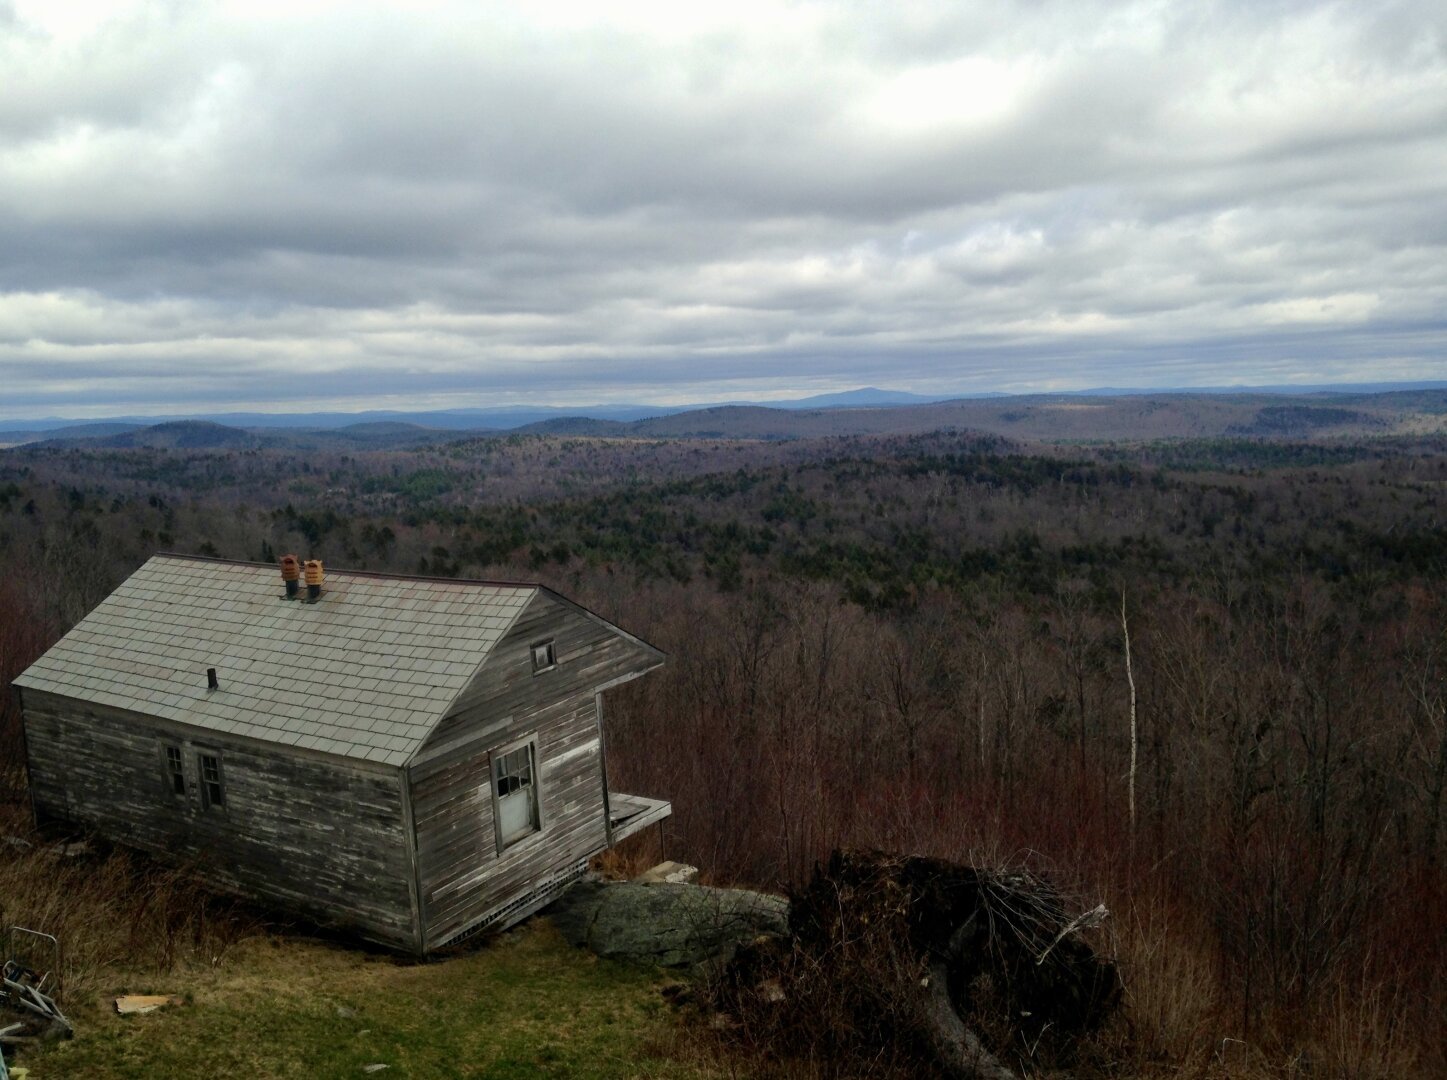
left=2, top=0, right=1445, bottom=416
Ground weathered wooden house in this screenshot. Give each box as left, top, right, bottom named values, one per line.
left=13, top=553, right=669, bottom=953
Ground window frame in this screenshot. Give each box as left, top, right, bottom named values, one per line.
left=489, top=734, right=542, bottom=853
left=529, top=638, right=557, bottom=674
left=160, top=742, right=187, bottom=800
left=196, top=751, right=226, bottom=813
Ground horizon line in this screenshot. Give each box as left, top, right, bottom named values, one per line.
left=4, top=378, right=1447, bottom=429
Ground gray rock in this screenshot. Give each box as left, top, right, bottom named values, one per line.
left=545, top=880, right=788, bottom=967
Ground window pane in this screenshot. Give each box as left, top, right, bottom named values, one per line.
left=493, top=741, right=539, bottom=845
left=200, top=754, right=224, bottom=808
left=497, top=786, right=533, bottom=841
left=165, top=745, right=186, bottom=796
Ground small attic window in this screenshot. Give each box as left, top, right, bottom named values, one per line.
left=530, top=639, right=557, bottom=673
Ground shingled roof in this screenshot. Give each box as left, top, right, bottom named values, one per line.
left=14, top=554, right=539, bottom=767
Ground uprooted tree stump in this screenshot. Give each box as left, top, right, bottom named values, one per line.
left=716, top=850, right=1122, bottom=1079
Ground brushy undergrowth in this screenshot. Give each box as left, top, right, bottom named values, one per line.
left=691, top=854, right=1440, bottom=1080
left=0, top=805, right=259, bottom=996
left=0, top=794, right=1438, bottom=1079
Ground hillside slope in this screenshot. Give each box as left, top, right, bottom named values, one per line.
left=29, top=921, right=710, bottom=1079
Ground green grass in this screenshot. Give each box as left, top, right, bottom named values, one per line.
left=24, top=921, right=722, bottom=1079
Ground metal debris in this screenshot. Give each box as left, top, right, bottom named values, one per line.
left=0, top=928, right=72, bottom=1049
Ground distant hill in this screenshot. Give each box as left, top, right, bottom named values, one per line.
left=512, top=417, right=631, bottom=437
left=0, top=394, right=944, bottom=435
left=517, top=406, right=821, bottom=439
left=323, top=422, right=469, bottom=445
left=517, top=390, right=1447, bottom=443
left=334, top=421, right=434, bottom=435
left=7, top=387, right=1445, bottom=451
left=1229, top=405, right=1386, bottom=436
left=635, top=405, right=857, bottom=439
left=34, top=419, right=463, bottom=452
left=775, top=387, right=961, bottom=409
left=4, top=381, right=1444, bottom=437
left=0, top=422, right=142, bottom=447
left=79, top=420, right=264, bottom=450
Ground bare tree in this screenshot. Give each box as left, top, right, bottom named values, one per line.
left=1121, top=589, right=1138, bottom=847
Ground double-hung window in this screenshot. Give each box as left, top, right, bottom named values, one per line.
left=160, top=744, right=225, bottom=811
left=491, top=738, right=539, bottom=850
left=162, top=744, right=186, bottom=798
left=198, top=753, right=225, bottom=811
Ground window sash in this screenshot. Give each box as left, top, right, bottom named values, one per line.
left=491, top=738, right=539, bottom=848
left=164, top=745, right=185, bottom=797
left=198, top=753, right=225, bottom=810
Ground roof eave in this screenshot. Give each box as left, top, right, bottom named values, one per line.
left=535, top=586, right=668, bottom=664
left=13, top=683, right=409, bottom=772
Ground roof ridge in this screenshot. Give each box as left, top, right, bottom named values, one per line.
left=152, top=551, right=539, bottom=590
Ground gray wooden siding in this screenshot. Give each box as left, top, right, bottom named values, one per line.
left=22, top=688, right=419, bottom=951
left=409, top=592, right=660, bottom=948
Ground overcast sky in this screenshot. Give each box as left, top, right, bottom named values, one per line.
left=2, top=0, right=1445, bottom=417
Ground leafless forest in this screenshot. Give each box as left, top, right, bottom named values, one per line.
left=1, top=426, right=1444, bottom=1076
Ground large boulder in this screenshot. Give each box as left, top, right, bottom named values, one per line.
left=545, top=879, right=788, bottom=967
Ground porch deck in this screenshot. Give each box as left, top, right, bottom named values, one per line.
left=608, top=792, right=672, bottom=845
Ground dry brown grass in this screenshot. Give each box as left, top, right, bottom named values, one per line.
left=1104, top=896, right=1221, bottom=1074
left=0, top=806, right=258, bottom=996
left=1078, top=889, right=1440, bottom=1080
left=588, top=828, right=668, bottom=881
left=1301, top=976, right=1427, bottom=1080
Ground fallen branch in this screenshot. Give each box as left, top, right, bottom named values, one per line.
left=1037, top=903, right=1109, bottom=967
left=928, top=917, right=1019, bottom=1080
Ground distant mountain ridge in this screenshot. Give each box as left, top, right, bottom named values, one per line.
left=11, top=381, right=1441, bottom=437
left=501, top=389, right=1447, bottom=442
left=3, top=382, right=1445, bottom=448
left=18, top=419, right=464, bottom=452
left=0, top=386, right=953, bottom=436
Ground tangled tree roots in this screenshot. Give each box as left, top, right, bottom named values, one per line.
left=718, top=850, right=1122, bottom=1078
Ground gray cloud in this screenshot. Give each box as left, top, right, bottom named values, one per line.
left=0, top=0, right=1445, bottom=417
